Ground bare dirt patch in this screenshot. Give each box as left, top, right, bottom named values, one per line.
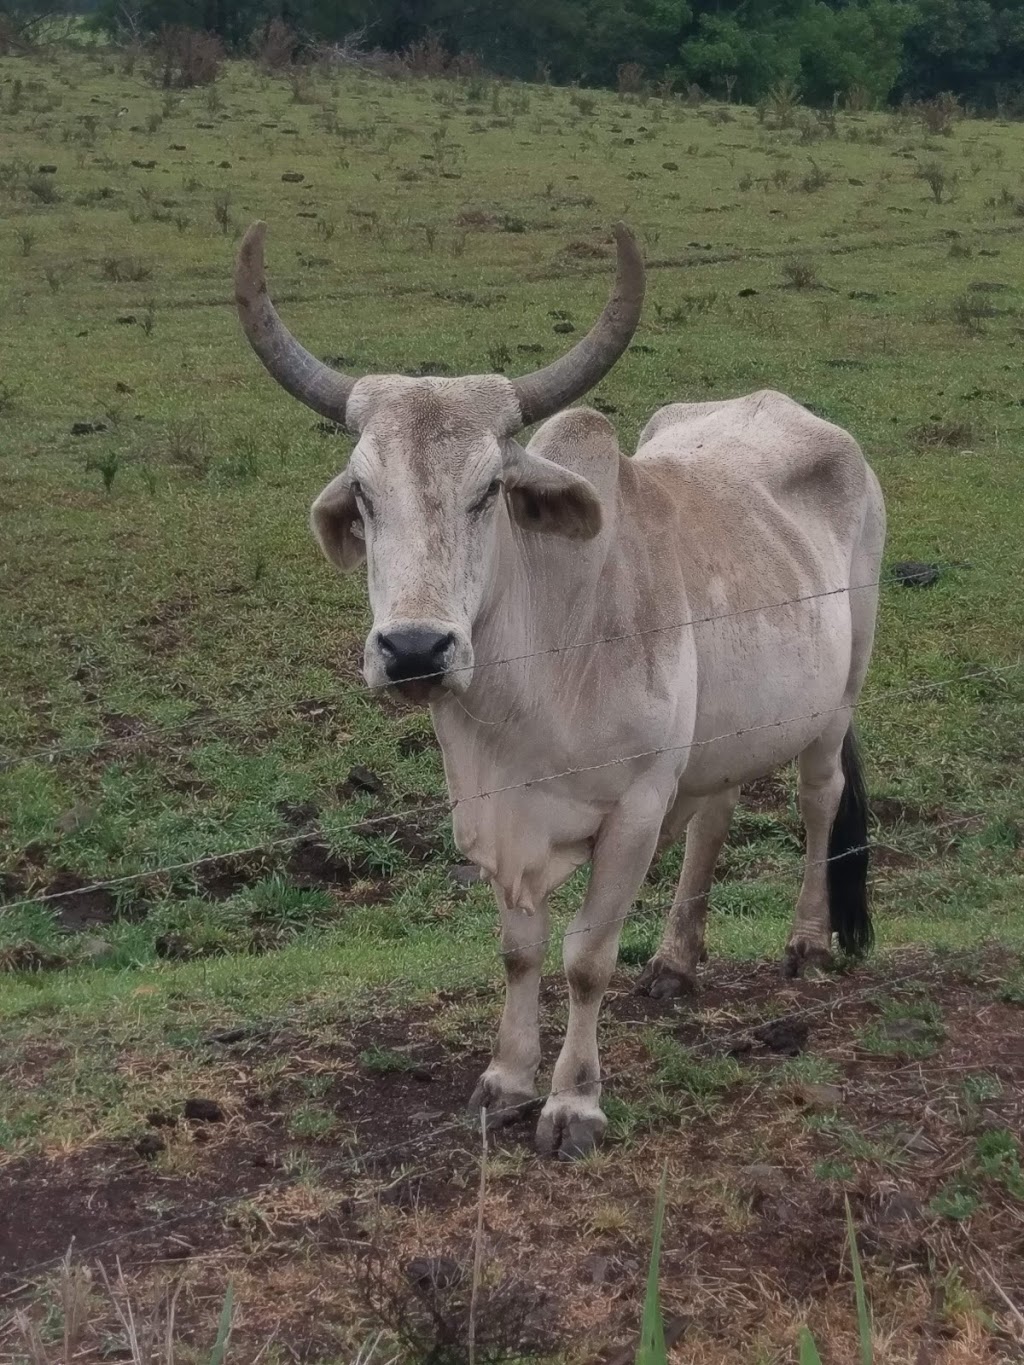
left=3, top=952, right=1024, bottom=1359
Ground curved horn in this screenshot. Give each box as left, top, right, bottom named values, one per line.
left=235, top=221, right=356, bottom=425
left=512, top=223, right=645, bottom=427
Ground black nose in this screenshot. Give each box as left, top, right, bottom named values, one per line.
left=377, top=627, right=456, bottom=683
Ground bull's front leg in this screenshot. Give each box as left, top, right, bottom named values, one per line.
left=468, top=888, right=549, bottom=1127
left=536, top=793, right=667, bottom=1161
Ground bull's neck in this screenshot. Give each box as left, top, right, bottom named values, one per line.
left=464, top=499, right=617, bottom=713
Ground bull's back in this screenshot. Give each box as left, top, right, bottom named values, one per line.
left=629, top=390, right=877, bottom=789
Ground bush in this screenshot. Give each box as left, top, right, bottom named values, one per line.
left=150, top=25, right=224, bottom=88
left=252, top=17, right=301, bottom=72
left=617, top=61, right=644, bottom=95
left=915, top=92, right=961, bottom=135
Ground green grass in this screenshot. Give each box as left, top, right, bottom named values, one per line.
left=358, top=1044, right=416, bottom=1074
left=0, top=50, right=1023, bottom=1167
left=858, top=991, right=947, bottom=1058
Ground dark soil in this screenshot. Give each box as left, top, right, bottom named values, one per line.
left=40, top=872, right=117, bottom=931
left=4, top=954, right=1024, bottom=1360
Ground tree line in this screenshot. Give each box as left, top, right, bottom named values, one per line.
left=6, top=0, right=1024, bottom=112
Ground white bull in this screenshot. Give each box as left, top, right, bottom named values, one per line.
left=235, top=221, right=886, bottom=1160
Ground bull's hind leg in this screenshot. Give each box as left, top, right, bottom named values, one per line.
left=785, top=481, right=881, bottom=977
left=636, top=786, right=739, bottom=999
left=468, top=889, right=549, bottom=1127
left=783, top=721, right=871, bottom=977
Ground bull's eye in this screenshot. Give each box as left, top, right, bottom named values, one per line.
left=351, top=479, right=374, bottom=518
left=470, top=478, right=502, bottom=513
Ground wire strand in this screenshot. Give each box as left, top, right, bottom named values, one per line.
left=1, top=569, right=914, bottom=771
left=2, top=658, right=1017, bottom=917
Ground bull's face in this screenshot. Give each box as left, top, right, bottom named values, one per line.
left=310, top=380, right=602, bottom=698
left=234, top=220, right=644, bottom=701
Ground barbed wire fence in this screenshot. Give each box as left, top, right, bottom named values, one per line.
left=1, top=572, right=1021, bottom=1324
left=1, top=656, right=1019, bottom=919
left=0, top=567, right=993, bottom=774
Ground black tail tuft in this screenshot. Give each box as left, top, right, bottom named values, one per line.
left=827, top=729, right=873, bottom=956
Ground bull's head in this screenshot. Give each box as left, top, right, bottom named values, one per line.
left=234, top=222, right=645, bottom=700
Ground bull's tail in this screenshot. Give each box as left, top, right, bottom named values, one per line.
left=827, top=728, right=873, bottom=956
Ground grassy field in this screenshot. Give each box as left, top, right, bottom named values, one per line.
left=1, top=45, right=1024, bottom=1363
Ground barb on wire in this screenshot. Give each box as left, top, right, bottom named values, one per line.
left=2, top=569, right=911, bottom=772
left=1, top=658, right=1018, bottom=918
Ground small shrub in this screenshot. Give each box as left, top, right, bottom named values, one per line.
left=99, top=255, right=152, bottom=283
left=617, top=62, right=644, bottom=95
left=487, top=341, right=511, bottom=372
left=25, top=175, right=60, bottom=204
left=919, top=160, right=958, bottom=204
left=797, top=113, right=825, bottom=144
left=163, top=417, right=211, bottom=478
left=799, top=159, right=829, bottom=193
left=782, top=257, right=820, bottom=289
left=765, top=78, right=801, bottom=128
left=951, top=293, right=989, bottom=334
left=150, top=25, right=224, bottom=89
left=86, top=449, right=121, bottom=492
left=916, top=92, right=961, bottom=136
left=570, top=89, right=596, bottom=116
left=213, top=191, right=232, bottom=235
left=289, top=72, right=314, bottom=103
left=403, top=32, right=449, bottom=77
left=909, top=418, right=973, bottom=448
left=15, top=227, right=36, bottom=256
left=253, top=17, right=300, bottom=72
left=0, top=156, right=32, bottom=190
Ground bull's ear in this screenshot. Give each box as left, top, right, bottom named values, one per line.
left=503, top=448, right=602, bottom=540
left=310, top=469, right=365, bottom=570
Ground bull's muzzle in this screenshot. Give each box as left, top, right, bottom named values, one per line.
left=364, top=623, right=472, bottom=702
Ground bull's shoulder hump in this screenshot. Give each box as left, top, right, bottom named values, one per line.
left=527, top=405, right=620, bottom=473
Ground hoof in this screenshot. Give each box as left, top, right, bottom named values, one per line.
left=635, top=955, right=698, bottom=1000
left=781, top=941, right=834, bottom=979
left=467, top=1073, right=540, bottom=1129
left=535, top=1103, right=606, bottom=1162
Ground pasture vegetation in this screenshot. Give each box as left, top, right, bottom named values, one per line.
left=1, top=42, right=1024, bottom=1364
